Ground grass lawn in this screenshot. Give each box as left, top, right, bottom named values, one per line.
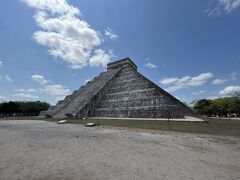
left=0, top=116, right=41, bottom=120
left=45, top=116, right=240, bottom=137
left=1, top=116, right=240, bottom=137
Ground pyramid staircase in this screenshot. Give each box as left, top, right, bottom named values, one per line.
left=40, top=58, right=193, bottom=119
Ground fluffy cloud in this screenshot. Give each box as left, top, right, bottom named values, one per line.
left=161, top=73, right=214, bottom=92
left=23, top=0, right=79, bottom=15
left=160, top=77, right=179, bottom=85
left=230, top=71, right=238, bottom=80
left=192, top=90, right=205, bottom=96
left=144, top=62, right=157, bottom=69
left=219, top=86, right=240, bottom=96
left=32, top=74, right=48, bottom=85
left=105, top=28, right=118, bottom=40
left=30, top=73, right=71, bottom=101
left=206, top=0, right=240, bottom=16
left=212, top=78, right=227, bottom=85
left=0, top=62, right=13, bottom=83
left=89, top=49, right=112, bottom=67
left=218, top=0, right=240, bottom=12
left=22, top=0, right=113, bottom=69
left=0, top=74, right=13, bottom=83
left=0, top=96, right=8, bottom=102
left=40, top=84, right=70, bottom=97
left=14, top=88, right=37, bottom=93
left=14, top=93, right=39, bottom=99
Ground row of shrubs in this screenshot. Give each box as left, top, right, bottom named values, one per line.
left=0, top=101, right=50, bottom=116
left=193, top=96, right=240, bottom=117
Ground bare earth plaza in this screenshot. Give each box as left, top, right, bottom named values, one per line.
left=0, top=120, right=240, bottom=180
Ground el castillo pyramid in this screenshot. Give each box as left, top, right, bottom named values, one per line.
left=40, top=58, right=193, bottom=119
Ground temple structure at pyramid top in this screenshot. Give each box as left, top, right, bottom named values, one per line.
left=107, top=58, right=137, bottom=70
left=40, top=57, right=193, bottom=119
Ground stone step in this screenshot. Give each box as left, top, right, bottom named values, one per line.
left=48, top=106, right=56, bottom=111
left=95, top=105, right=178, bottom=111
left=120, top=67, right=136, bottom=73
left=92, top=106, right=182, bottom=118
left=108, top=82, right=151, bottom=94
left=115, top=74, right=138, bottom=81
left=97, top=98, right=172, bottom=108
left=105, top=88, right=156, bottom=96
left=117, top=70, right=136, bottom=77
left=112, top=78, right=143, bottom=87
left=53, top=68, right=121, bottom=118
left=102, top=88, right=159, bottom=100
left=48, top=84, right=89, bottom=116
left=98, top=95, right=162, bottom=103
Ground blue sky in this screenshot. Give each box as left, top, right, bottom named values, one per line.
left=0, top=0, right=240, bottom=105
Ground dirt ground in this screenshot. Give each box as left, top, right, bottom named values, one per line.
left=0, top=120, right=239, bottom=180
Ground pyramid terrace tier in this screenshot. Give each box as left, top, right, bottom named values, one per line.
left=92, top=106, right=184, bottom=118
left=101, top=88, right=163, bottom=100
left=97, top=97, right=178, bottom=108
left=108, top=82, right=152, bottom=94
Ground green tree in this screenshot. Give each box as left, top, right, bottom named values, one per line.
left=194, top=99, right=211, bottom=116
left=0, top=101, right=21, bottom=114
left=194, top=96, right=240, bottom=117
left=0, top=101, right=49, bottom=116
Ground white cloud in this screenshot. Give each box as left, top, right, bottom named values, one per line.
left=4, top=74, right=13, bottom=83
left=14, top=93, right=39, bottom=99
left=32, top=74, right=48, bottom=85
left=14, top=88, right=37, bottom=93
left=40, top=84, right=70, bottom=97
left=218, top=0, right=240, bottom=12
left=230, top=71, right=238, bottom=80
left=30, top=73, right=71, bottom=101
left=212, top=78, right=227, bottom=85
left=0, top=62, right=13, bottom=83
left=206, top=0, right=240, bottom=16
left=161, top=73, right=214, bottom=92
left=219, top=86, right=240, bottom=96
left=89, top=49, right=112, bottom=67
left=22, top=0, right=112, bottom=69
left=85, top=79, right=91, bottom=84
left=160, top=77, right=179, bottom=85
left=0, top=74, right=13, bottom=83
left=0, top=96, right=8, bottom=102
left=192, top=90, right=205, bottom=96
left=105, top=28, right=118, bottom=40
left=144, top=62, right=157, bottom=69
left=208, top=96, right=219, bottom=100
left=22, top=0, right=79, bottom=15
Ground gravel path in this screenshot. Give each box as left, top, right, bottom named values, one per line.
left=0, top=120, right=239, bottom=180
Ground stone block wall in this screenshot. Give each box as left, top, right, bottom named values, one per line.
left=40, top=58, right=193, bottom=119
left=91, top=64, right=187, bottom=118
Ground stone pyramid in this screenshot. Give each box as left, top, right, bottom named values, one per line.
left=40, top=58, right=193, bottom=119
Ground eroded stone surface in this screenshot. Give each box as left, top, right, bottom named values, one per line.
left=41, top=58, right=193, bottom=119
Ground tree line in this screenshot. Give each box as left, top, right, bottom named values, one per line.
left=0, top=101, right=50, bottom=116
left=194, top=96, right=240, bottom=117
